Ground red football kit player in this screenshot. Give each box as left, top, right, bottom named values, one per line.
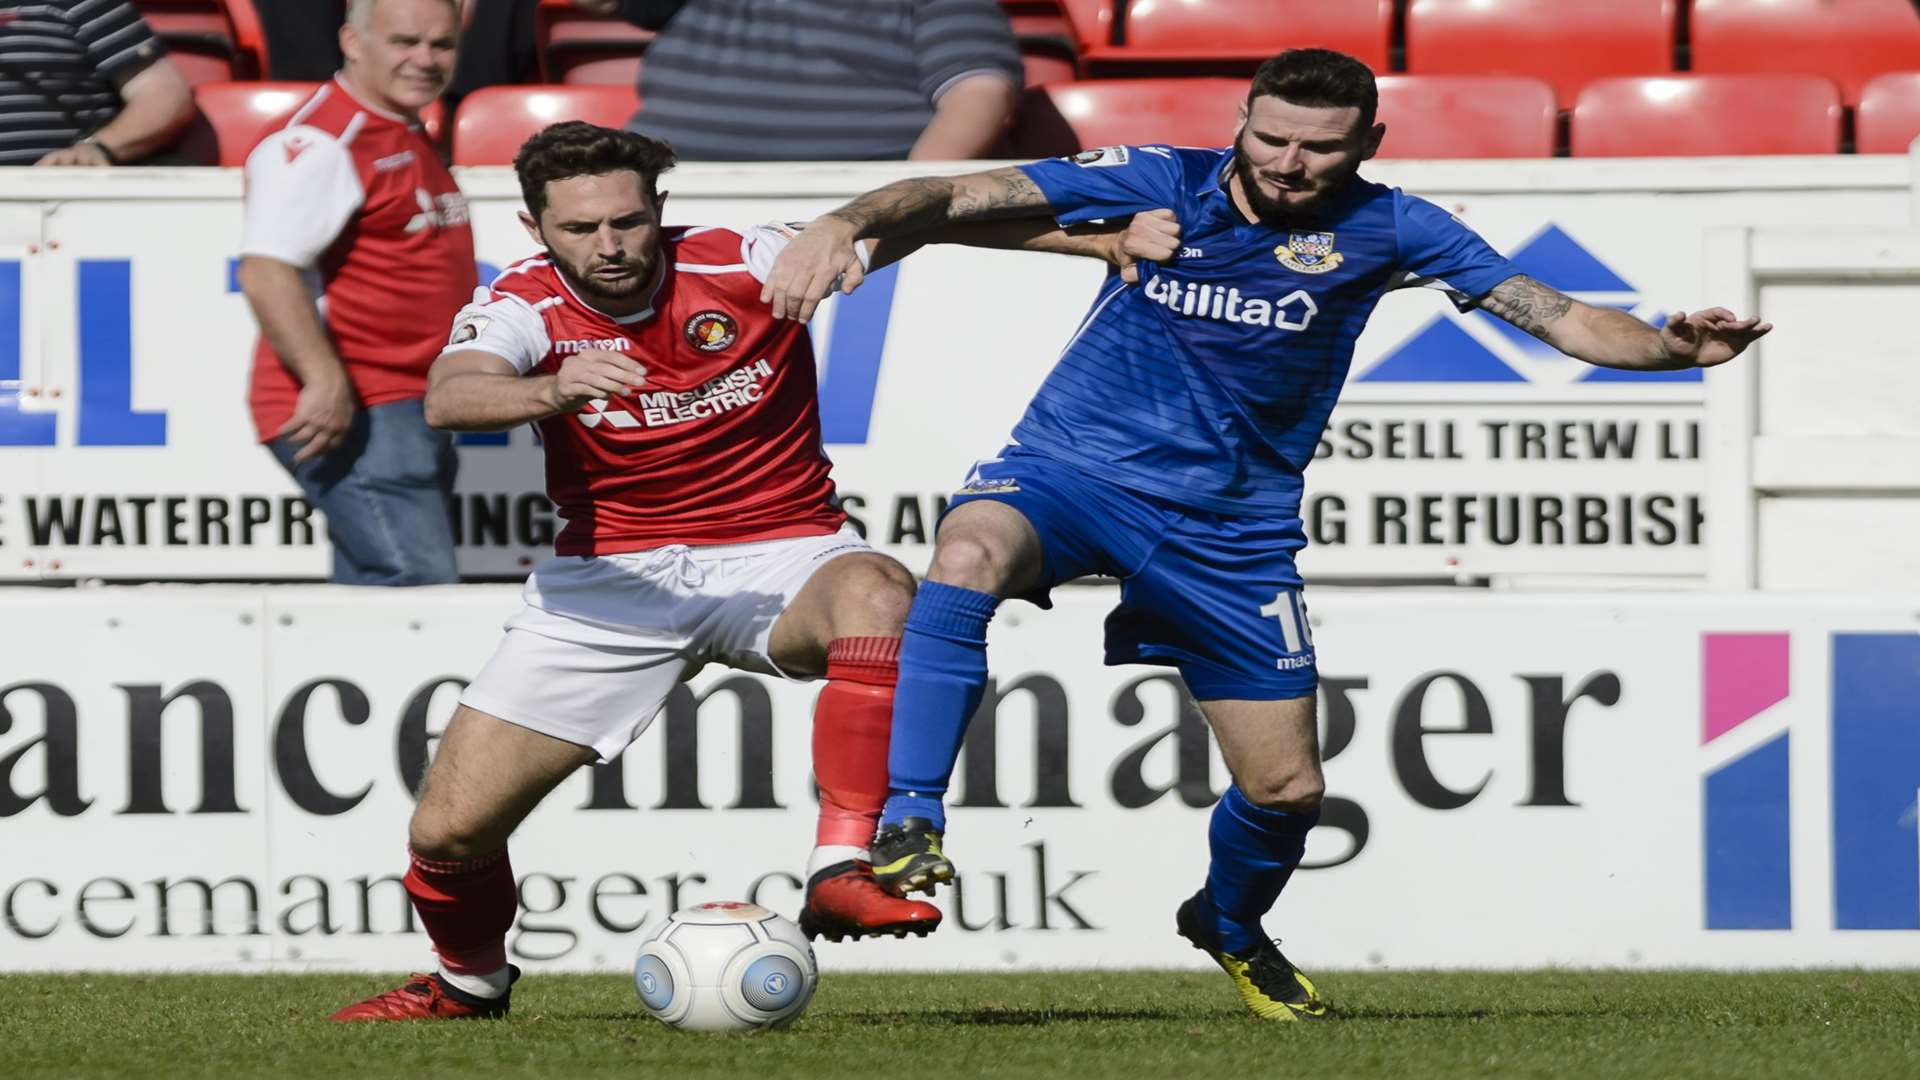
left=330, top=121, right=1141, bottom=1021
left=237, top=0, right=469, bottom=585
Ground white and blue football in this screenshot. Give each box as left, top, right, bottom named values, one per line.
left=634, top=901, right=819, bottom=1032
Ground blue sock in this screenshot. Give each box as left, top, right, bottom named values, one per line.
left=1203, top=785, right=1319, bottom=956
left=879, top=581, right=1001, bottom=832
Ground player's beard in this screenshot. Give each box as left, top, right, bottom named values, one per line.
left=1232, top=129, right=1347, bottom=223
left=556, top=249, right=658, bottom=306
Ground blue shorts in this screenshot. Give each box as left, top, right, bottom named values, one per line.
left=947, top=446, right=1316, bottom=700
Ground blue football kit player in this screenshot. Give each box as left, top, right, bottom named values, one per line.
left=764, top=49, right=1771, bottom=1020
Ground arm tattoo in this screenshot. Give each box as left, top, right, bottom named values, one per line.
left=831, top=168, right=1049, bottom=239
left=948, top=168, right=1048, bottom=223
left=1481, top=274, right=1574, bottom=342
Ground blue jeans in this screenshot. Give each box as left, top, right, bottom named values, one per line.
left=269, top=398, right=459, bottom=585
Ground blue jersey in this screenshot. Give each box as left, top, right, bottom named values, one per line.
left=1013, top=145, right=1519, bottom=517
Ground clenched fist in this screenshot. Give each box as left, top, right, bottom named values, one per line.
left=1117, top=209, right=1182, bottom=284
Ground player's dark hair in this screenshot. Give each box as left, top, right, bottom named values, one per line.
left=514, top=121, right=678, bottom=218
left=1249, top=49, right=1378, bottom=129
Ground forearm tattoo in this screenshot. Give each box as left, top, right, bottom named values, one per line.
left=833, top=168, right=1049, bottom=239
left=1482, top=274, right=1574, bottom=342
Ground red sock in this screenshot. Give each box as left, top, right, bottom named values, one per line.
left=813, top=636, right=899, bottom=850
left=404, top=847, right=517, bottom=976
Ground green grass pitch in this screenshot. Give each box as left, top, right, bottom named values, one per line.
left=5, top=970, right=1918, bottom=1079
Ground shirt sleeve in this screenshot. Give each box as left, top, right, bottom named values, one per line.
left=441, top=288, right=552, bottom=375
left=913, top=0, right=1022, bottom=103
left=239, top=126, right=365, bottom=269
left=738, top=222, right=873, bottom=285
left=1017, top=145, right=1186, bottom=227
left=74, top=0, right=166, bottom=82
left=1391, top=193, right=1521, bottom=310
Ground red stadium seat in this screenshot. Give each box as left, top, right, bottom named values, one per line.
left=1021, top=48, right=1079, bottom=87
left=177, top=82, right=319, bottom=165
left=1405, top=0, right=1676, bottom=108
left=1038, top=0, right=1116, bottom=51
left=1088, top=0, right=1392, bottom=74
left=1692, top=0, right=1920, bottom=107
left=452, top=86, right=640, bottom=165
left=1374, top=76, right=1557, bottom=159
left=535, top=0, right=655, bottom=84
left=134, top=0, right=267, bottom=80
left=1001, top=1, right=1096, bottom=86
left=1009, top=77, right=1245, bottom=156
left=1570, top=75, right=1842, bottom=157
left=1856, top=73, right=1920, bottom=154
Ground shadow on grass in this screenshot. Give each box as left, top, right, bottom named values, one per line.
left=842, top=1007, right=1188, bottom=1025
left=537, top=1007, right=1186, bottom=1027
left=1334, top=1006, right=1606, bottom=1022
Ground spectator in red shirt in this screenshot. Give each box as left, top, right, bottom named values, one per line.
left=236, top=0, right=472, bottom=584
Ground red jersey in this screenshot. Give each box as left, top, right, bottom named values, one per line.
left=444, top=224, right=849, bottom=555
left=239, top=76, right=474, bottom=441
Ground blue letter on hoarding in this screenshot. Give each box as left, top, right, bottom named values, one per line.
left=1833, top=632, right=1920, bottom=930
left=816, top=264, right=897, bottom=445
left=0, top=260, right=55, bottom=446
left=77, top=260, right=166, bottom=446
left=1704, top=732, right=1791, bottom=929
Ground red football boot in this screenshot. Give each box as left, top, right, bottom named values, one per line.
left=328, top=967, right=519, bottom=1022
left=797, top=860, right=943, bottom=942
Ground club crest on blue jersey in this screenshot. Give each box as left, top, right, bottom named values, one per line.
left=1277, top=230, right=1344, bottom=274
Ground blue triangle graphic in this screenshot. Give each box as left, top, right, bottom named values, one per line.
left=1508, top=225, right=1635, bottom=293
left=1360, top=316, right=1526, bottom=382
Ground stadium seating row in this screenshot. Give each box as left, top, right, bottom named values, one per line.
left=181, top=71, right=1920, bottom=168
left=135, top=0, right=1920, bottom=113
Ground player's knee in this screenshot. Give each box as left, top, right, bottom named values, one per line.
left=1241, top=765, right=1324, bottom=814
left=926, top=533, right=1014, bottom=594
left=407, top=807, right=503, bottom=862
left=834, top=557, right=916, bottom=635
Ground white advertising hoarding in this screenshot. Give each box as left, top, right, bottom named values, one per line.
left=3, top=586, right=1917, bottom=971
left=0, top=158, right=1907, bottom=582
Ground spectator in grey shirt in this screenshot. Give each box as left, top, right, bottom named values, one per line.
left=623, top=0, right=1022, bottom=161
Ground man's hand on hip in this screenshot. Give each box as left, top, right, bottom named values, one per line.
left=279, top=375, right=358, bottom=464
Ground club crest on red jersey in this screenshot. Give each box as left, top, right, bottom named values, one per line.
left=684, top=310, right=738, bottom=352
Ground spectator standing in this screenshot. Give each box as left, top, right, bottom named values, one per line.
left=236, top=0, right=471, bottom=585
left=625, top=0, right=1021, bottom=161
left=0, top=0, right=193, bottom=165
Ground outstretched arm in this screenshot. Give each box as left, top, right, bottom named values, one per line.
left=763, top=167, right=1054, bottom=321
left=868, top=209, right=1182, bottom=283
left=1476, top=274, right=1772, bottom=371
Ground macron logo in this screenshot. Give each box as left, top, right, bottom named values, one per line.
left=1142, top=273, right=1317, bottom=332
left=555, top=337, right=633, bottom=354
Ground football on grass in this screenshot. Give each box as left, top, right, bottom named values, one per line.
left=634, top=901, right=819, bottom=1032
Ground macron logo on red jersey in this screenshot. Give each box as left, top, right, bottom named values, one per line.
left=283, top=135, right=312, bottom=163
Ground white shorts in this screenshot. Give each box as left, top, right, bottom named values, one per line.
left=461, top=526, right=873, bottom=761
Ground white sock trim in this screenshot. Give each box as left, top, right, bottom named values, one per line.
left=439, top=964, right=511, bottom=999
left=807, top=844, right=869, bottom=878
